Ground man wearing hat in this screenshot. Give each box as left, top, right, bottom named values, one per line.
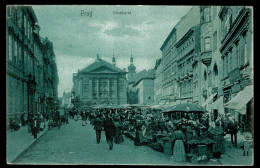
left=229, top=116, right=238, bottom=147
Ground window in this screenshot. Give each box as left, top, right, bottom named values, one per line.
left=223, top=57, right=225, bottom=77
left=229, top=52, right=232, bottom=71
left=14, top=38, right=17, bottom=64
left=8, top=34, right=12, bottom=61
left=18, top=42, right=22, bottom=65
left=213, top=31, right=217, bottom=50
left=205, top=37, right=211, bottom=51
left=204, top=71, right=207, bottom=81
left=239, top=44, right=245, bottom=66
left=203, top=7, right=211, bottom=22
left=213, top=6, right=217, bottom=19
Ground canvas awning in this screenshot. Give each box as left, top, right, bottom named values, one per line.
left=163, top=102, right=177, bottom=108
left=224, top=85, right=253, bottom=112
left=202, top=93, right=217, bottom=107
left=209, top=96, right=225, bottom=115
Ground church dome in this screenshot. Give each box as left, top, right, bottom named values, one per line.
left=128, top=64, right=136, bottom=72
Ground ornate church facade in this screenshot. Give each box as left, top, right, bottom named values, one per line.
left=72, top=55, right=127, bottom=106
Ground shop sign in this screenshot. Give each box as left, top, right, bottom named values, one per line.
left=228, top=67, right=242, bottom=84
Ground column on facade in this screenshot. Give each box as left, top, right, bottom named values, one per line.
left=97, top=78, right=99, bottom=99
left=89, top=78, right=93, bottom=99
left=108, top=78, right=110, bottom=98
left=114, top=78, right=118, bottom=104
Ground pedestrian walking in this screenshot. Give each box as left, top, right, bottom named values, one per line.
left=82, top=111, right=87, bottom=126
left=114, top=118, right=124, bottom=144
left=104, top=116, right=116, bottom=150
left=229, top=116, right=238, bottom=147
left=94, top=114, right=103, bottom=144
left=20, top=113, right=26, bottom=126
left=31, top=114, right=39, bottom=139
left=172, top=126, right=186, bottom=162
left=134, top=118, right=143, bottom=146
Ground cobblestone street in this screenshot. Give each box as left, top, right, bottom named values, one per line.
left=11, top=118, right=252, bottom=165
left=11, top=119, right=196, bottom=165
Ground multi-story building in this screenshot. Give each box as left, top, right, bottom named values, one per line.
left=175, top=24, right=201, bottom=104
left=72, top=55, right=127, bottom=107
left=154, top=58, right=162, bottom=103
left=218, top=6, right=253, bottom=131
left=60, top=91, right=72, bottom=108
left=160, top=7, right=200, bottom=104
left=199, top=6, right=224, bottom=120
left=6, top=6, right=59, bottom=128
left=157, top=6, right=253, bottom=131
left=42, top=37, right=59, bottom=115
left=131, top=69, right=155, bottom=105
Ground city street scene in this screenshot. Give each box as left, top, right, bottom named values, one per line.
left=6, top=5, right=254, bottom=165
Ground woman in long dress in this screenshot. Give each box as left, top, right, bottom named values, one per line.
left=172, top=126, right=186, bottom=162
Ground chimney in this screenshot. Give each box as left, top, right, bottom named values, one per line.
left=34, top=24, right=41, bottom=36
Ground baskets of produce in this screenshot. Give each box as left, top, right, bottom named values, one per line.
left=200, top=138, right=216, bottom=145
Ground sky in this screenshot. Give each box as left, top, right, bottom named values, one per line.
left=32, top=5, right=192, bottom=97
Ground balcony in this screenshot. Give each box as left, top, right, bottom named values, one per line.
left=200, top=51, right=212, bottom=67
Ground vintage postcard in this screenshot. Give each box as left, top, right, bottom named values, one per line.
left=6, top=5, right=254, bottom=165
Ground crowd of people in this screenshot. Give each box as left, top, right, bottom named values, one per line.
left=69, top=106, right=252, bottom=162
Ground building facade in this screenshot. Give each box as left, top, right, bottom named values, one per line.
left=72, top=55, right=127, bottom=106
left=132, top=69, right=155, bottom=105
left=6, top=6, right=59, bottom=128
left=157, top=5, right=253, bottom=131
left=154, top=58, right=162, bottom=103
left=160, top=7, right=200, bottom=104
left=175, top=24, right=201, bottom=104
left=218, top=6, right=253, bottom=131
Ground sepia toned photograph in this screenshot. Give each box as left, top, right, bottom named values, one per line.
left=6, top=5, right=254, bottom=165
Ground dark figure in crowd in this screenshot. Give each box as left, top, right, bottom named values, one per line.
left=114, top=118, right=124, bottom=144
left=54, top=110, right=61, bottom=128
left=134, top=119, right=142, bottom=146
left=20, top=113, right=26, bottom=126
left=9, top=116, right=20, bottom=131
left=94, top=114, right=103, bottom=144
left=172, top=125, right=186, bottom=162
left=31, top=114, right=39, bottom=139
left=65, top=112, right=69, bottom=124
left=103, top=116, right=116, bottom=150
left=229, top=117, right=238, bottom=147
left=27, top=113, right=34, bottom=133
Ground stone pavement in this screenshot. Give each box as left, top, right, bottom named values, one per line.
left=6, top=121, right=49, bottom=164
left=218, top=133, right=254, bottom=166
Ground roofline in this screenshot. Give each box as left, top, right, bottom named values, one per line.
left=27, top=6, right=38, bottom=23
left=160, top=7, right=196, bottom=51
left=133, top=77, right=155, bottom=87
left=160, top=28, right=176, bottom=51
left=174, top=28, right=195, bottom=48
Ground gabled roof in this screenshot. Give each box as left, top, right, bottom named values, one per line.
left=79, top=58, right=127, bottom=74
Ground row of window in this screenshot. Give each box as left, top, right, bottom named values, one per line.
left=222, top=37, right=247, bottom=78
left=7, top=6, right=34, bottom=43
left=178, top=56, right=193, bottom=76
left=177, top=37, right=195, bottom=58
left=180, top=81, right=193, bottom=96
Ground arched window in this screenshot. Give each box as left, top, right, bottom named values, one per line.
left=204, top=71, right=207, bottom=81
left=213, top=64, right=218, bottom=76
